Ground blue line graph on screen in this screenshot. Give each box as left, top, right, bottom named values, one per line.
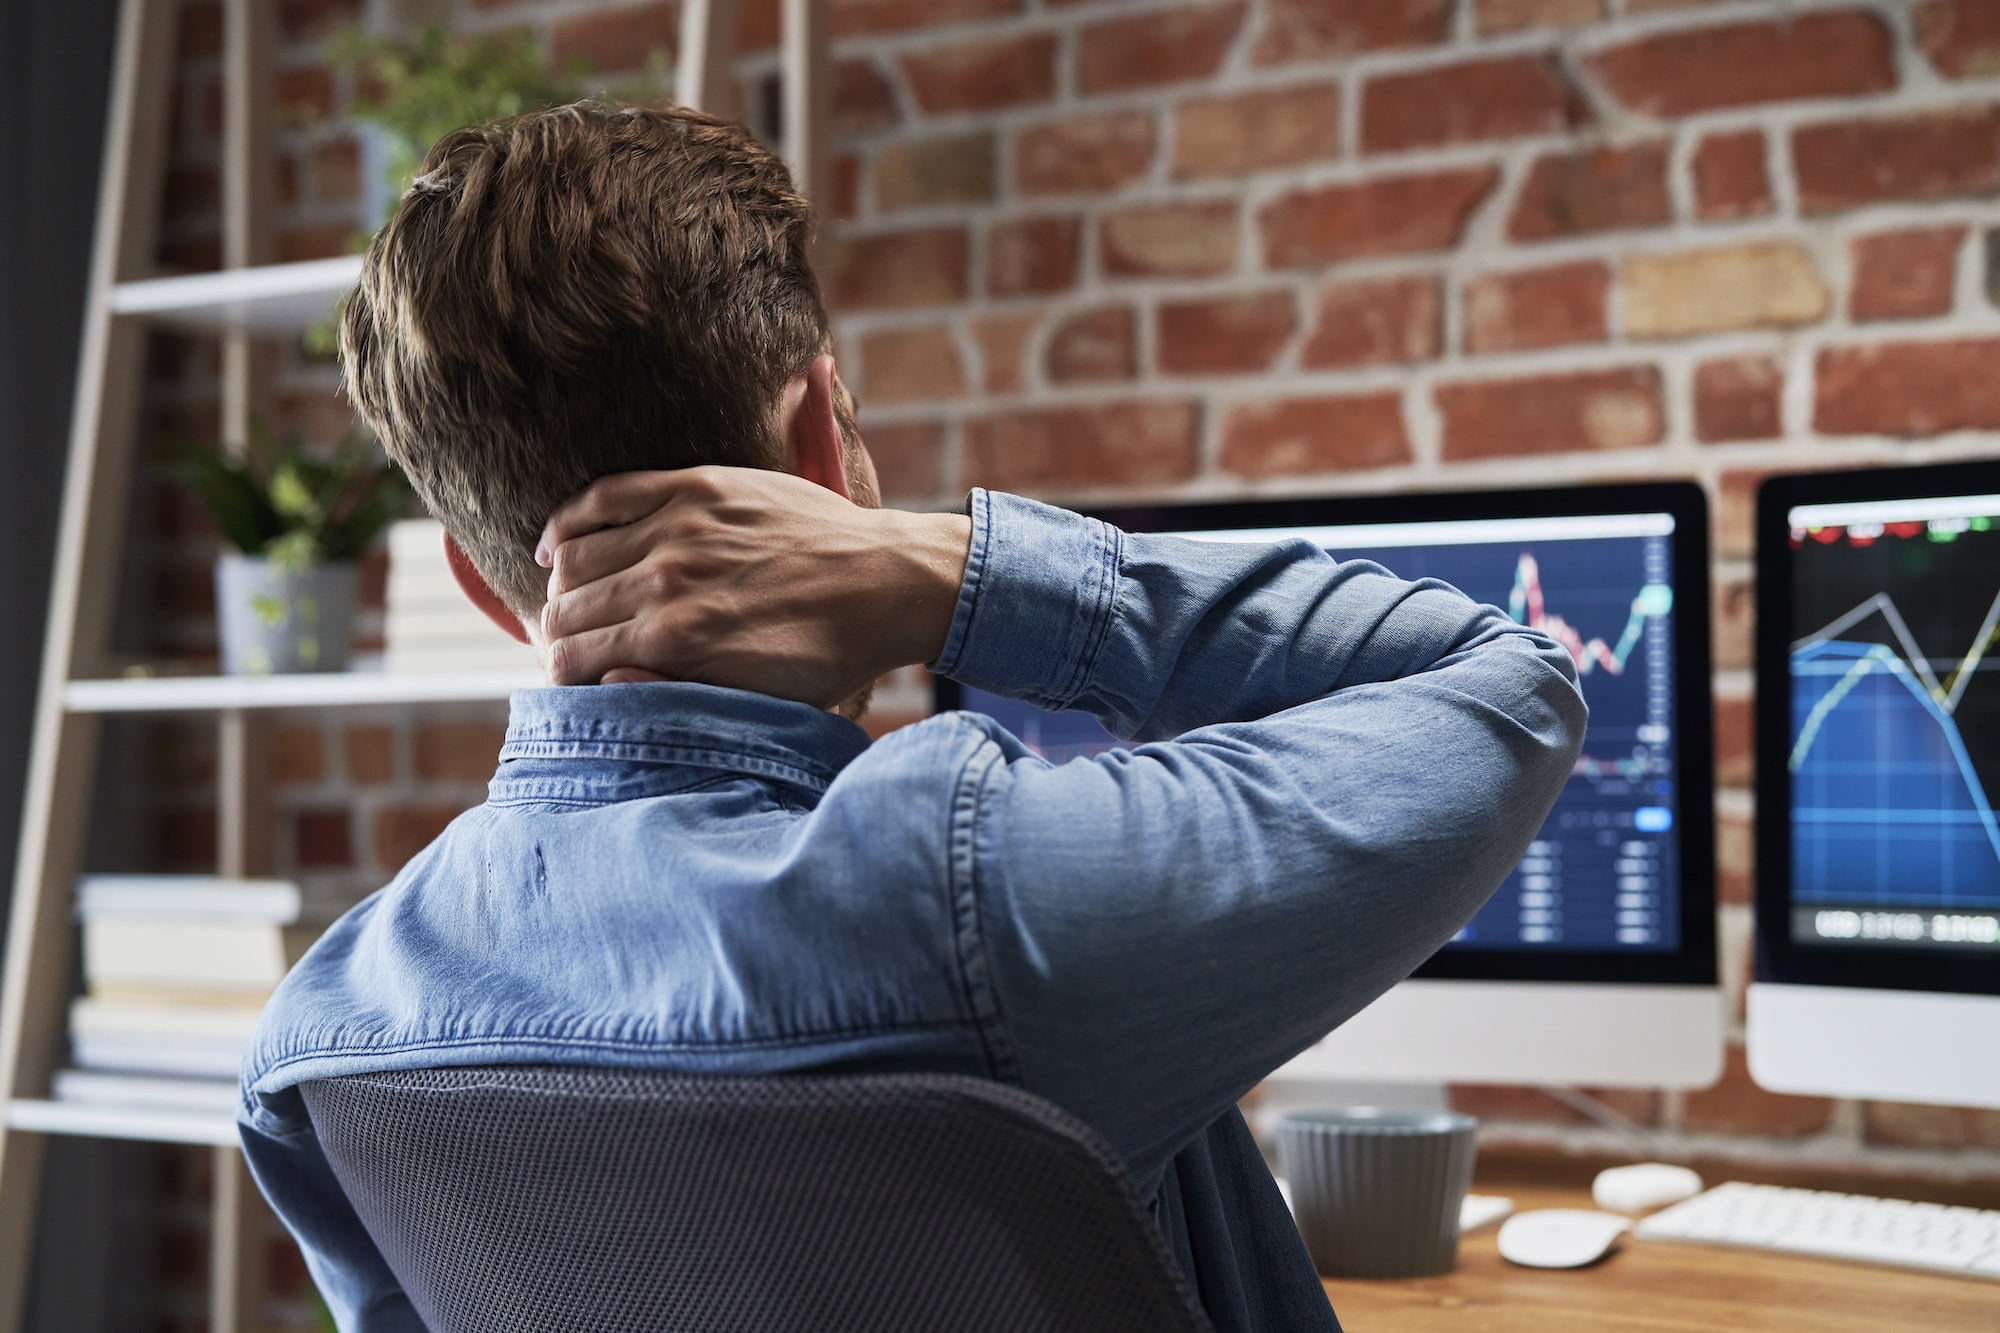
left=1789, top=588, right=2000, bottom=908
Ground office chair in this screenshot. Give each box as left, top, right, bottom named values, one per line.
left=300, top=1065, right=1216, bottom=1333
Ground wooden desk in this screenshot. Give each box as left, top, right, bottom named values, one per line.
left=1320, top=1184, right=2000, bottom=1332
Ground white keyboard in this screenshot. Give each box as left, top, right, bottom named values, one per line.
left=1635, top=1181, right=2000, bottom=1280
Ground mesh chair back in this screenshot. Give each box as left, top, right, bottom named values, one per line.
left=301, top=1065, right=1215, bottom=1333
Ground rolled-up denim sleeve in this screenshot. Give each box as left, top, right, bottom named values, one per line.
left=935, top=490, right=1587, bottom=1185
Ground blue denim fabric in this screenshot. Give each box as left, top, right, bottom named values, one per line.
left=241, top=490, right=1585, bottom=1332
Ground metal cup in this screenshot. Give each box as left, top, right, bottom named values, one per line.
left=1277, top=1108, right=1478, bottom=1279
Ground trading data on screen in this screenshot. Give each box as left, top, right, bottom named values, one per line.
left=953, top=512, right=1682, bottom=954
left=1786, top=494, right=2000, bottom=954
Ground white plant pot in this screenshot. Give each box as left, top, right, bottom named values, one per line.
left=214, top=554, right=360, bottom=676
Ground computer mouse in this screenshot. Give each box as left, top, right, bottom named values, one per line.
left=1496, top=1209, right=1631, bottom=1268
left=1592, top=1162, right=1703, bottom=1214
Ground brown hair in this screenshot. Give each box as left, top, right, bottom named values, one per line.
left=342, top=101, right=827, bottom=613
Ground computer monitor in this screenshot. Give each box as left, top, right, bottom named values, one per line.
left=936, top=482, right=1722, bottom=1089
left=1748, top=461, right=2000, bottom=1110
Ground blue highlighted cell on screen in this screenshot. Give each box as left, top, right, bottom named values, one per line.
left=1634, top=807, right=1673, bottom=833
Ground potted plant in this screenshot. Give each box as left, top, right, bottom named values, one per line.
left=169, top=424, right=410, bottom=675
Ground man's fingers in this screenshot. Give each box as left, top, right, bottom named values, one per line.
left=546, top=522, right=659, bottom=597
left=546, top=620, right=653, bottom=686
left=541, top=564, right=659, bottom=641
left=537, top=472, right=687, bottom=566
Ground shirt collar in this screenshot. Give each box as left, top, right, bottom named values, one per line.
left=491, top=682, right=873, bottom=803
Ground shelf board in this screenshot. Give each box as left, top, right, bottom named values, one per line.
left=8, top=1098, right=240, bottom=1147
left=109, top=256, right=362, bottom=333
left=65, top=669, right=541, bottom=713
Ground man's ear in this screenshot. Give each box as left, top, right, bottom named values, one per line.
left=444, top=532, right=531, bottom=645
left=785, top=353, right=852, bottom=501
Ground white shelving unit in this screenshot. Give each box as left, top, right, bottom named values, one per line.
left=7, top=1099, right=239, bottom=1149
left=65, top=669, right=539, bottom=714
left=108, top=255, right=361, bottom=333
left=0, top=0, right=819, bottom=1328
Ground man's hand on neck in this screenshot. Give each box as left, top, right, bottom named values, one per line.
left=533, top=467, right=972, bottom=713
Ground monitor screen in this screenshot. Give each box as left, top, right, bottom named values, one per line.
left=937, top=483, right=1715, bottom=987
left=1758, top=462, right=2000, bottom=994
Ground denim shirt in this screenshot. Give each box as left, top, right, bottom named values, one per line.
left=240, top=490, right=1585, bottom=1332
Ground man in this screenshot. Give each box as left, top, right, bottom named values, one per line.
left=241, top=101, right=1586, bottom=1332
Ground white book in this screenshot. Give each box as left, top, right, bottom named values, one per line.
left=81, top=920, right=315, bottom=993
left=68, top=998, right=263, bottom=1079
left=76, top=875, right=301, bottom=924
left=51, top=1068, right=241, bottom=1114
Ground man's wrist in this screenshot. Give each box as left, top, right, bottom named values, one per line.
left=879, top=508, right=973, bottom=672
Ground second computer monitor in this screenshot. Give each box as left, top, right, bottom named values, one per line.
left=1749, top=461, right=2000, bottom=1110
left=936, top=482, right=1722, bottom=1090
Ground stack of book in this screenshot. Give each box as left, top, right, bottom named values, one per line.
left=54, top=876, right=317, bottom=1114
left=385, top=518, right=540, bottom=674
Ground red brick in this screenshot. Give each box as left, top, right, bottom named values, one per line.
left=1046, top=306, right=1137, bottom=383
left=1850, top=226, right=1964, bottom=322
left=821, top=227, right=969, bottom=311
left=414, top=719, right=507, bottom=783
left=1078, top=3, right=1244, bottom=94
left=1692, top=130, right=1771, bottom=221
left=1016, top=113, right=1156, bottom=196
left=1694, top=356, right=1783, bottom=443
left=1173, top=84, right=1340, bottom=180
left=1714, top=571, right=1753, bottom=671
left=345, top=724, right=395, bottom=784
left=1586, top=12, right=1894, bottom=117
left=294, top=810, right=352, bottom=870
left=1463, top=262, right=1606, bottom=354
left=1255, top=0, right=1450, bottom=65
left=1715, top=693, right=1752, bottom=790
left=1448, top=1084, right=1660, bottom=1126
left=1262, top=166, right=1496, bottom=268
left=1714, top=467, right=1768, bottom=561
left=1362, top=55, right=1585, bottom=154
left=158, top=805, right=218, bottom=872
left=1157, top=291, right=1296, bottom=375
left=986, top=216, right=1079, bottom=297
left=1508, top=142, right=1670, bottom=241
left=832, top=58, right=900, bottom=137
left=276, top=66, right=334, bottom=128
left=551, top=2, right=678, bottom=74
left=963, top=402, right=1200, bottom=491
left=373, top=804, right=466, bottom=870
left=1301, top=276, right=1440, bottom=369
left=1683, top=1046, right=1833, bottom=1136
left=162, top=165, right=219, bottom=226
left=1794, top=108, right=2000, bottom=214
left=861, top=420, right=945, bottom=500
left=1474, top=0, right=1600, bottom=35
left=277, top=223, right=356, bottom=263
left=900, top=33, right=1057, bottom=114
left=832, top=0, right=1019, bottom=39
left=872, top=131, right=997, bottom=212
left=1865, top=1101, right=2000, bottom=1149
left=971, top=312, right=1043, bottom=393
left=861, top=325, right=966, bottom=404
left=1816, top=338, right=2000, bottom=436
left=270, top=723, right=326, bottom=785
left=1717, top=806, right=1752, bottom=904
left=179, top=0, right=221, bottom=60
left=1100, top=201, right=1238, bottom=279
left=1915, top=0, right=2000, bottom=80
left=732, top=0, right=779, bottom=52
left=1437, top=367, right=1663, bottom=462
left=279, top=0, right=361, bottom=43
left=828, top=152, right=861, bottom=224
left=313, top=138, right=361, bottom=206
left=1220, top=394, right=1410, bottom=479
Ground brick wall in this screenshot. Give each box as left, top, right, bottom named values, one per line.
left=135, top=0, right=2000, bottom=1323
